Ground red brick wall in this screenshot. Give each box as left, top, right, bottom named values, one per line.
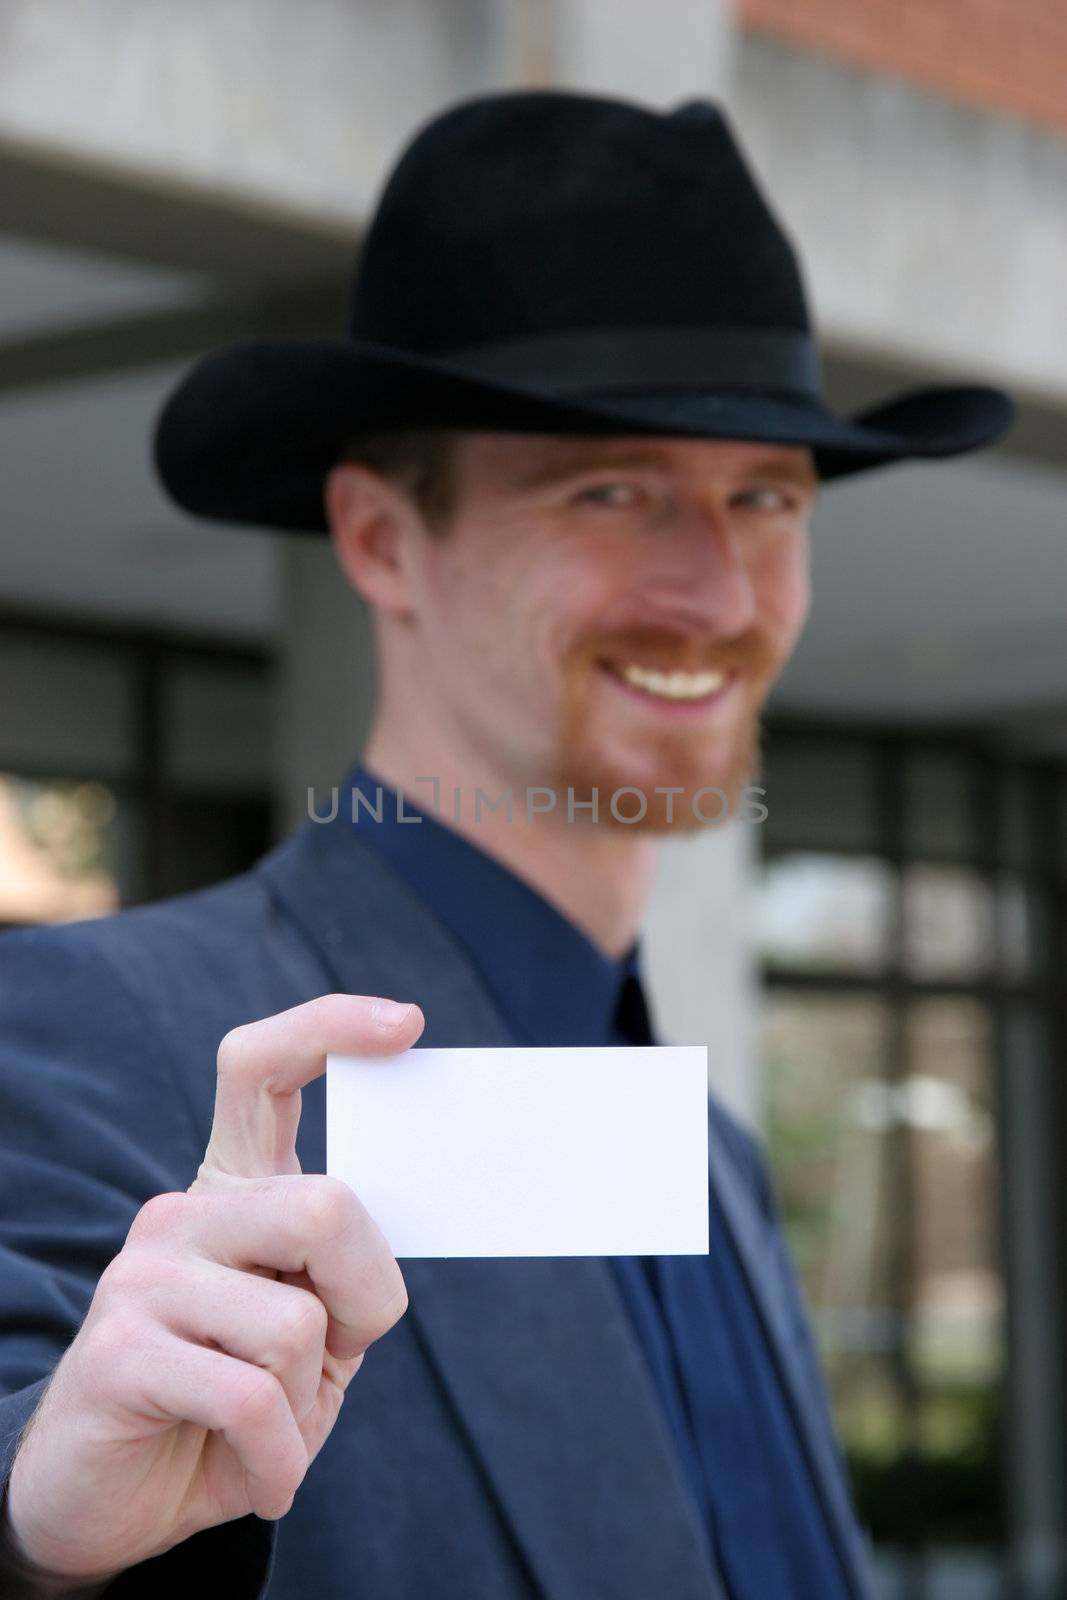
left=738, top=0, right=1067, bottom=135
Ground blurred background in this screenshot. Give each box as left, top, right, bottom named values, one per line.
left=1, top=2, right=1065, bottom=1595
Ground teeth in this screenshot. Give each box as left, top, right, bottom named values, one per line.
left=618, top=664, right=726, bottom=699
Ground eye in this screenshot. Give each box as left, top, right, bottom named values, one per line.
left=572, top=482, right=641, bottom=508
left=733, top=485, right=797, bottom=512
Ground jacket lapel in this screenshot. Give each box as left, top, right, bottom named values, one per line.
left=260, top=819, right=724, bottom=1600
left=708, top=1117, right=873, bottom=1598
left=401, top=1255, right=724, bottom=1600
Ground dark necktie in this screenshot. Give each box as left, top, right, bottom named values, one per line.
left=614, top=971, right=654, bottom=1046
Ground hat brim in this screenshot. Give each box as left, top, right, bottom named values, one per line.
left=154, top=338, right=1015, bottom=532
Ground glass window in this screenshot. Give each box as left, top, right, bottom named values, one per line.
left=152, top=793, right=271, bottom=900
left=903, top=865, right=995, bottom=981
left=757, top=728, right=1032, bottom=1575
left=908, top=999, right=1003, bottom=1546
left=998, top=769, right=1035, bottom=874
left=906, top=1000, right=1001, bottom=1380
left=0, top=636, right=134, bottom=779
left=904, top=751, right=977, bottom=864
left=759, top=987, right=1004, bottom=1554
left=0, top=630, right=273, bottom=916
left=759, top=993, right=890, bottom=1330
left=761, top=736, right=879, bottom=855
left=0, top=772, right=120, bottom=924
left=757, top=852, right=892, bottom=974
left=1057, top=772, right=1067, bottom=881
left=997, top=874, right=1049, bottom=983
left=163, top=658, right=274, bottom=792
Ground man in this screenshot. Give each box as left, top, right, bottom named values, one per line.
left=0, top=91, right=1010, bottom=1598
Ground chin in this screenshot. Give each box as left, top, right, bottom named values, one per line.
left=556, top=727, right=762, bottom=835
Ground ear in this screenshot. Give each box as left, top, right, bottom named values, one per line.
left=324, top=463, right=417, bottom=619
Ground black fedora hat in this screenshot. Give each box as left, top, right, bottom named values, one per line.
left=155, top=90, right=1014, bottom=533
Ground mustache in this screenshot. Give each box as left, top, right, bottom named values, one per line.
left=563, top=625, right=779, bottom=679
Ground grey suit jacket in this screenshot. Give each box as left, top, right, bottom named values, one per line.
left=0, top=810, right=872, bottom=1598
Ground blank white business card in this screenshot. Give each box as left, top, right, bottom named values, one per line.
left=326, top=1044, right=709, bottom=1258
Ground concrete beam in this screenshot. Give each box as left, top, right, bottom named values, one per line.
left=0, top=0, right=509, bottom=225
left=0, top=137, right=354, bottom=285
left=0, top=288, right=340, bottom=396
left=733, top=35, right=1067, bottom=405
left=545, top=0, right=734, bottom=105
left=821, top=345, right=1067, bottom=475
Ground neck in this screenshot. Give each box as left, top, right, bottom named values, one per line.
left=361, top=720, right=658, bottom=959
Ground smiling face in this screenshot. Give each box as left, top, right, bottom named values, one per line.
left=336, top=431, right=816, bottom=833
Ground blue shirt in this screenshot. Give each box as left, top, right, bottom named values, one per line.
left=347, top=766, right=850, bottom=1600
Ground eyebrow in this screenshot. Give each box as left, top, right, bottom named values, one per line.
left=504, top=447, right=676, bottom=494
left=734, top=454, right=820, bottom=490
left=503, top=445, right=819, bottom=496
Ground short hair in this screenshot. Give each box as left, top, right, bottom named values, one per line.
left=340, top=429, right=461, bottom=534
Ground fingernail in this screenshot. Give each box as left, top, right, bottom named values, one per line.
left=372, top=997, right=413, bottom=1029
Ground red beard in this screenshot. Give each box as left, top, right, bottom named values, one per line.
left=551, top=624, right=778, bottom=832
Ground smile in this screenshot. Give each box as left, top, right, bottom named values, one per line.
left=603, top=661, right=728, bottom=702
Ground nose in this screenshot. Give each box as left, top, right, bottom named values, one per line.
left=636, top=501, right=757, bottom=638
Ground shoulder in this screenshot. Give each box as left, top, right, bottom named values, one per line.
left=37, top=864, right=270, bottom=966
left=0, top=867, right=267, bottom=1017
left=0, top=839, right=328, bottom=1018
left=0, top=851, right=329, bottom=1128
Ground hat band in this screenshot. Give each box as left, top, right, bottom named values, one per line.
left=438, top=325, right=821, bottom=399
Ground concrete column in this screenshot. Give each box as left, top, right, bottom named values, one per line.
left=731, top=35, right=1067, bottom=402
left=0, top=0, right=514, bottom=223
left=276, top=540, right=376, bottom=838
left=643, top=819, right=761, bottom=1130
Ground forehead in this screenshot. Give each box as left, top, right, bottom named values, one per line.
left=452, top=432, right=818, bottom=497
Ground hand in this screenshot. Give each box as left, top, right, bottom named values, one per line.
left=6, top=993, right=423, bottom=1584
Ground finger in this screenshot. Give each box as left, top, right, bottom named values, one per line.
left=182, top=1177, right=408, bottom=1360
left=198, top=993, right=424, bottom=1181
left=294, top=1345, right=363, bottom=1467
left=139, top=1257, right=329, bottom=1424
left=95, top=1322, right=309, bottom=1521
